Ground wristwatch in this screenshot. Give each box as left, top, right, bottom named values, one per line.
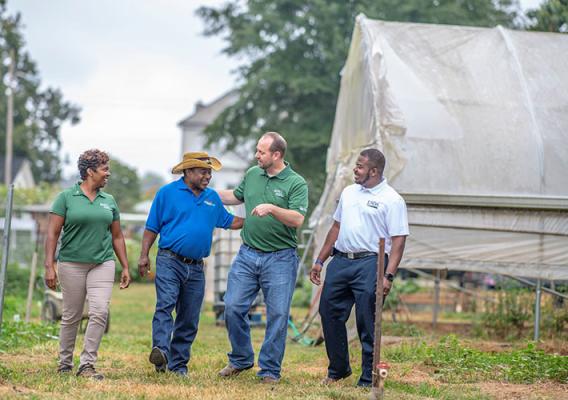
left=314, top=258, right=324, bottom=267
left=385, top=272, right=395, bottom=282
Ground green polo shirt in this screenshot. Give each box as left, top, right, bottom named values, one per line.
left=234, top=163, right=308, bottom=252
left=50, top=183, right=120, bottom=264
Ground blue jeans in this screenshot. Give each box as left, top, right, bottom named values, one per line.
left=224, top=244, right=298, bottom=379
left=319, top=254, right=388, bottom=386
left=152, top=249, right=205, bottom=374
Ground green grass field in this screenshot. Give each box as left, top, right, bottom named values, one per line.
left=0, top=284, right=566, bottom=399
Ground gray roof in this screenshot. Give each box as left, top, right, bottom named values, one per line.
left=177, top=90, right=238, bottom=128
left=0, top=156, right=29, bottom=182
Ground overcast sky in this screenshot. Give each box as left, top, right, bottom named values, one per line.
left=8, top=0, right=544, bottom=181
left=8, top=0, right=237, bottom=180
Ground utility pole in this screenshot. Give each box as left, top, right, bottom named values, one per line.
left=5, top=49, right=15, bottom=186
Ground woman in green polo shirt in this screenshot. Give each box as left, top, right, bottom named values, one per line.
left=44, top=149, right=131, bottom=380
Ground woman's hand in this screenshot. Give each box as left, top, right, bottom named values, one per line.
left=44, top=264, right=58, bottom=290
left=119, top=269, right=131, bottom=289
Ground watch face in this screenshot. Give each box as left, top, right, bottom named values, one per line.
left=386, top=273, right=395, bottom=282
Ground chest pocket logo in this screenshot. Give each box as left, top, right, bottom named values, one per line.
left=273, top=189, right=285, bottom=198
left=204, top=200, right=215, bottom=207
left=100, top=203, right=112, bottom=211
left=367, top=200, right=379, bottom=209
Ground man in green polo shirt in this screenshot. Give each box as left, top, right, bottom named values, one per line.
left=217, top=132, right=308, bottom=384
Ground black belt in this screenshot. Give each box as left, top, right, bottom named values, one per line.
left=332, top=248, right=377, bottom=260
left=243, top=244, right=293, bottom=254
left=160, top=249, right=203, bottom=265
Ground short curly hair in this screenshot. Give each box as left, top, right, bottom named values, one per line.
left=77, top=149, right=110, bottom=180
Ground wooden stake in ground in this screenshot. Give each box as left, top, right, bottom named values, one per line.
left=371, top=238, right=386, bottom=400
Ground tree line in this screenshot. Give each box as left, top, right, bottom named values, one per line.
left=0, top=0, right=566, bottom=212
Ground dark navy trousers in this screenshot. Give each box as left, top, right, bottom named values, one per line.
left=319, top=254, right=388, bottom=386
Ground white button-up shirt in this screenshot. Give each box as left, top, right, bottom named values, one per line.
left=333, top=179, right=409, bottom=255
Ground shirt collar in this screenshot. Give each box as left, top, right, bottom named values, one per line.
left=72, top=182, right=108, bottom=198
left=175, top=177, right=210, bottom=198
left=261, top=161, right=292, bottom=180
left=359, top=178, right=387, bottom=194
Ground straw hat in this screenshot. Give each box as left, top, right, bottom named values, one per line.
left=171, top=151, right=222, bottom=174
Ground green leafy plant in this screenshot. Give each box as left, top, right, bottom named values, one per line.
left=0, top=321, right=58, bottom=351
left=479, top=289, right=532, bottom=339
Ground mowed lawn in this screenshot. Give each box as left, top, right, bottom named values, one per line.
left=0, top=284, right=566, bottom=399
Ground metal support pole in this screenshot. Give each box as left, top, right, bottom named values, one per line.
left=371, top=238, right=386, bottom=400
left=534, top=278, right=542, bottom=341
left=4, top=50, right=15, bottom=186
left=0, top=184, right=15, bottom=334
left=432, top=270, right=441, bottom=331
left=25, top=251, right=38, bottom=322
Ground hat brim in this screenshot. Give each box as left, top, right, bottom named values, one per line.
left=171, top=157, right=222, bottom=174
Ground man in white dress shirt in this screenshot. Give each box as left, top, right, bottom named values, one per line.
left=310, top=148, right=409, bottom=387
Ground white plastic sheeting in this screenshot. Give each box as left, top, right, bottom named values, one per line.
left=311, top=16, right=568, bottom=280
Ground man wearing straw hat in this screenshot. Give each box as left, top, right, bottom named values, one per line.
left=138, top=151, right=243, bottom=376
left=310, top=148, right=408, bottom=387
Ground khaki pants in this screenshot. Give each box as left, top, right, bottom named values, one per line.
left=58, top=260, right=115, bottom=369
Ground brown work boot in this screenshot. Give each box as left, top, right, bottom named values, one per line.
left=218, top=364, right=252, bottom=378
left=76, top=364, right=104, bottom=380
left=260, top=376, right=279, bottom=384
left=321, top=371, right=352, bottom=385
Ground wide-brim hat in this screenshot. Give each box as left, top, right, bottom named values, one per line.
left=171, top=151, right=222, bottom=174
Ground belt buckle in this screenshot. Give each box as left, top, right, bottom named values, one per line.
left=347, top=252, right=355, bottom=260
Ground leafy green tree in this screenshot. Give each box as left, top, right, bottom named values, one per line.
left=105, top=157, right=141, bottom=212
left=527, top=0, right=568, bottom=32
left=197, top=0, right=520, bottom=211
left=140, top=171, right=165, bottom=200
left=0, top=1, right=81, bottom=183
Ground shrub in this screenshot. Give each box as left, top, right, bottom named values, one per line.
left=0, top=321, right=59, bottom=351
left=479, top=289, right=532, bottom=339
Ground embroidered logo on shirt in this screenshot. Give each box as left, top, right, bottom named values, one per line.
left=273, top=189, right=285, bottom=198
left=204, top=200, right=215, bottom=207
left=367, top=200, right=380, bottom=209
left=100, top=203, right=112, bottom=211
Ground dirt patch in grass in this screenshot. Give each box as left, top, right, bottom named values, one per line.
left=538, top=339, right=568, bottom=355
left=396, top=367, right=439, bottom=386
left=0, top=383, right=38, bottom=396
left=475, top=382, right=568, bottom=400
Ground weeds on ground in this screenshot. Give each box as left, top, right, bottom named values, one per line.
left=385, top=335, right=568, bottom=384
left=0, top=321, right=58, bottom=351
left=382, top=322, right=423, bottom=337
left=386, top=381, right=491, bottom=400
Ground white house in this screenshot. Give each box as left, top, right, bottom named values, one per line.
left=0, top=157, right=36, bottom=189
left=177, top=91, right=251, bottom=190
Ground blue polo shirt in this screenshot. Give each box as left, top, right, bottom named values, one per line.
left=145, top=178, right=234, bottom=260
